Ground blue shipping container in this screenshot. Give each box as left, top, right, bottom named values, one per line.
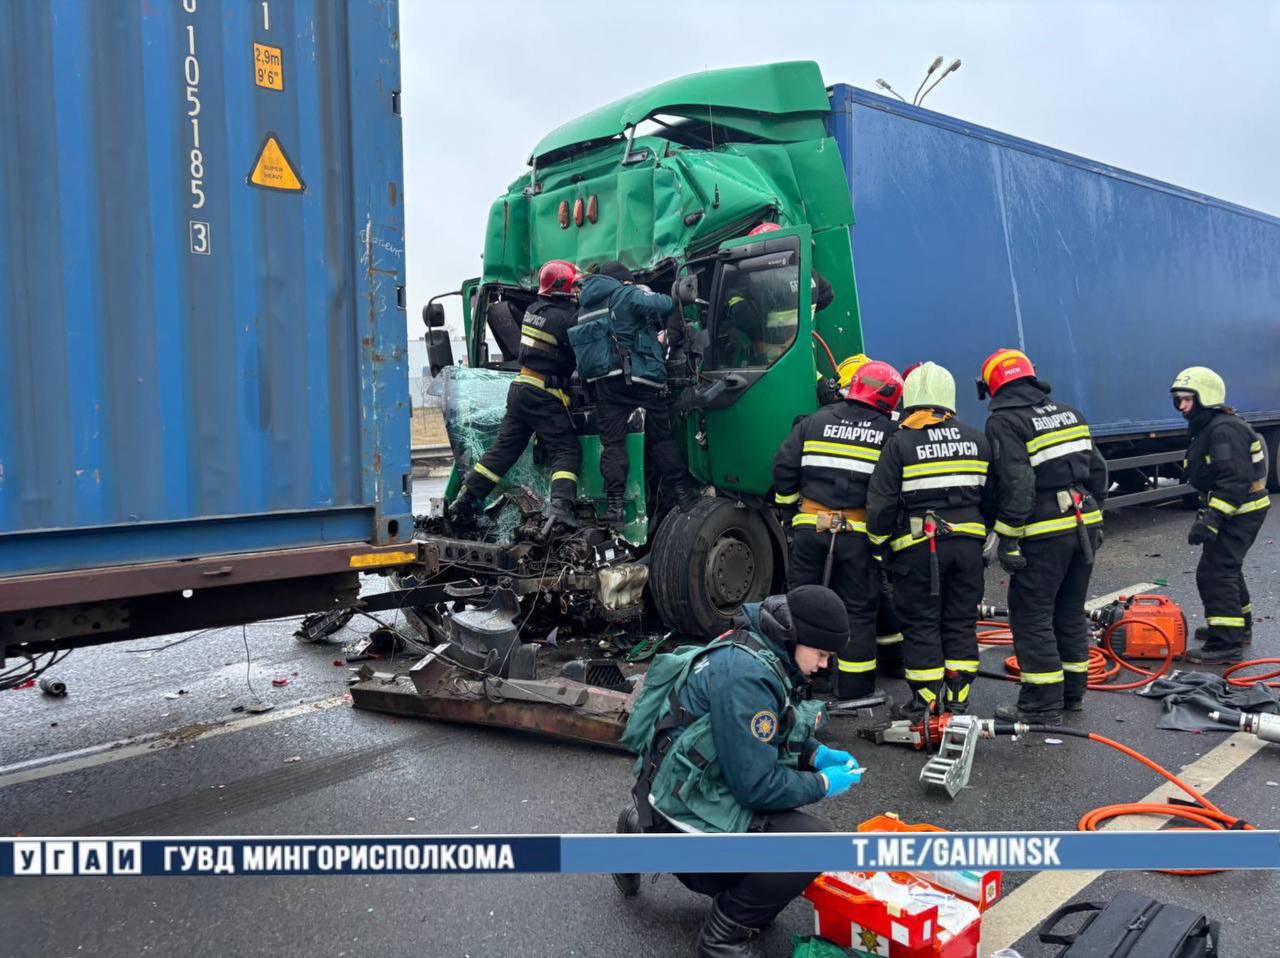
left=827, top=86, right=1280, bottom=437
left=0, top=0, right=410, bottom=580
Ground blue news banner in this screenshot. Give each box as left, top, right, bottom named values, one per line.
left=2, top=831, right=1278, bottom=877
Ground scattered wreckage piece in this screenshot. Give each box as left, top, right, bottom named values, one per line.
left=349, top=641, right=638, bottom=750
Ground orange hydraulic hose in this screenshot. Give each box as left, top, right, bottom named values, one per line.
left=1072, top=730, right=1254, bottom=875
left=810, top=331, right=839, bottom=377
left=1222, top=658, right=1280, bottom=689
left=978, top=615, right=1260, bottom=874
left=980, top=616, right=1174, bottom=691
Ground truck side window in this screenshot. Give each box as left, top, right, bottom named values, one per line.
left=708, top=241, right=801, bottom=371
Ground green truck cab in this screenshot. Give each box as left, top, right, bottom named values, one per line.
left=426, top=61, right=864, bottom=635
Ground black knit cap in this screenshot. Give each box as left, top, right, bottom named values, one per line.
left=786, top=584, right=849, bottom=653
left=599, top=260, right=634, bottom=283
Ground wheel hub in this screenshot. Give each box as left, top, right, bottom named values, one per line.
left=707, top=537, right=755, bottom=607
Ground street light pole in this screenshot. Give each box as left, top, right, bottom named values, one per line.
left=913, top=56, right=944, bottom=105
left=875, top=78, right=907, bottom=103
left=917, top=58, right=962, bottom=107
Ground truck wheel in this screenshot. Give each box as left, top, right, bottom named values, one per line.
left=649, top=496, right=774, bottom=637
left=1266, top=429, right=1280, bottom=494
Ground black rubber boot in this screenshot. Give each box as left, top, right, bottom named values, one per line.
left=890, top=696, right=930, bottom=725
left=1197, top=625, right=1250, bottom=647
left=1183, top=643, right=1245, bottom=665
left=994, top=703, right=1062, bottom=726
left=944, top=678, right=971, bottom=715
left=603, top=495, right=626, bottom=527
left=611, top=805, right=641, bottom=898
left=893, top=681, right=940, bottom=722
left=696, top=897, right=762, bottom=958
left=1062, top=698, right=1085, bottom=712
left=675, top=478, right=703, bottom=511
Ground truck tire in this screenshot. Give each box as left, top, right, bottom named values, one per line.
left=1266, top=428, right=1280, bottom=494
left=649, top=496, right=774, bottom=637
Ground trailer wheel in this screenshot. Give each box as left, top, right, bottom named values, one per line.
left=1266, top=429, right=1280, bottom=494
left=649, top=496, right=774, bottom=637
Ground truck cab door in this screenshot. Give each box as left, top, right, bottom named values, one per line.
left=697, top=225, right=817, bottom=494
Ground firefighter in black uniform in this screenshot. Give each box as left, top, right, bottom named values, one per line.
left=867, top=362, right=991, bottom=720
left=1171, top=366, right=1271, bottom=663
left=980, top=348, right=1108, bottom=723
left=773, top=360, right=904, bottom=699
left=816, top=353, right=906, bottom=683
left=448, top=260, right=582, bottom=531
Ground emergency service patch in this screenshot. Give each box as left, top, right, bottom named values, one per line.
left=750, top=710, right=778, bottom=743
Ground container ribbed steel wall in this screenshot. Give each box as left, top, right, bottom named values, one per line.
left=0, top=0, right=410, bottom=576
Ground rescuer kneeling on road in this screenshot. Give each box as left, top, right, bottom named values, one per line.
left=614, top=585, right=863, bottom=957
left=1172, top=366, right=1271, bottom=663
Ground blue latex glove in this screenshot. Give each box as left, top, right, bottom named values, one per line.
left=812, top=744, right=856, bottom=771
left=821, top=762, right=865, bottom=798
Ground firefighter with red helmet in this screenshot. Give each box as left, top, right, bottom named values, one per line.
left=448, top=260, right=582, bottom=532
left=773, top=360, right=904, bottom=699
left=815, top=353, right=907, bottom=681
left=979, top=348, right=1108, bottom=723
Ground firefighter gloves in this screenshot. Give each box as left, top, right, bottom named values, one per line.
left=996, top=535, right=1028, bottom=574
left=1188, top=511, right=1220, bottom=546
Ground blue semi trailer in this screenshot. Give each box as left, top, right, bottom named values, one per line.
left=829, top=84, right=1280, bottom=504
left=0, top=0, right=419, bottom=661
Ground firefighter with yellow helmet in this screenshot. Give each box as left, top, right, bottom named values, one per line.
left=1171, top=366, right=1271, bottom=663
left=868, top=362, right=991, bottom=720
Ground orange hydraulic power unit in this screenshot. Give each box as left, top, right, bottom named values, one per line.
left=1090, top=594, right=1187, bottom=660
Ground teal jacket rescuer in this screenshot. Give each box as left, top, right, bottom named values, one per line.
left=570, top=272, right=673, bottom=387
left=615, top=585, right=860, bottom=955
left=621, top=598, right=834, bottom=834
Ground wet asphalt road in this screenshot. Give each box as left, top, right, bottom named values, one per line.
left=2, top=484, right=1278, bottom=957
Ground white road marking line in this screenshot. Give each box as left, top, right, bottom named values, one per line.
left=980, top=732, right=1267, bottom=954
left=0, top=695, right=348, bottom=789
left=1086, top=583, right=1160, bottom=610
left=981, top=573, right=1257, bottom=954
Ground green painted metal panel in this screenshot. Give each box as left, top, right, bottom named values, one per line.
left=530, top=61, right=830, bottom=161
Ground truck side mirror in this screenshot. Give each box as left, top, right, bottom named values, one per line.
left=426, top=328, right=454, bottom=375
left=672, top=275, right=700, bottom=306
left=423, top=302, right=447, bottom=328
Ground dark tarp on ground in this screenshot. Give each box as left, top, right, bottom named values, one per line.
left=1137, top=669, right=1280, bottom=732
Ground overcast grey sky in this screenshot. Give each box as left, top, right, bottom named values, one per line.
left=399, top=0, right=1280, bottom=334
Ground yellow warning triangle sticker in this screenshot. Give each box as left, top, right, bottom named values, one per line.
left=247, top=133, right=304, bottom=192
